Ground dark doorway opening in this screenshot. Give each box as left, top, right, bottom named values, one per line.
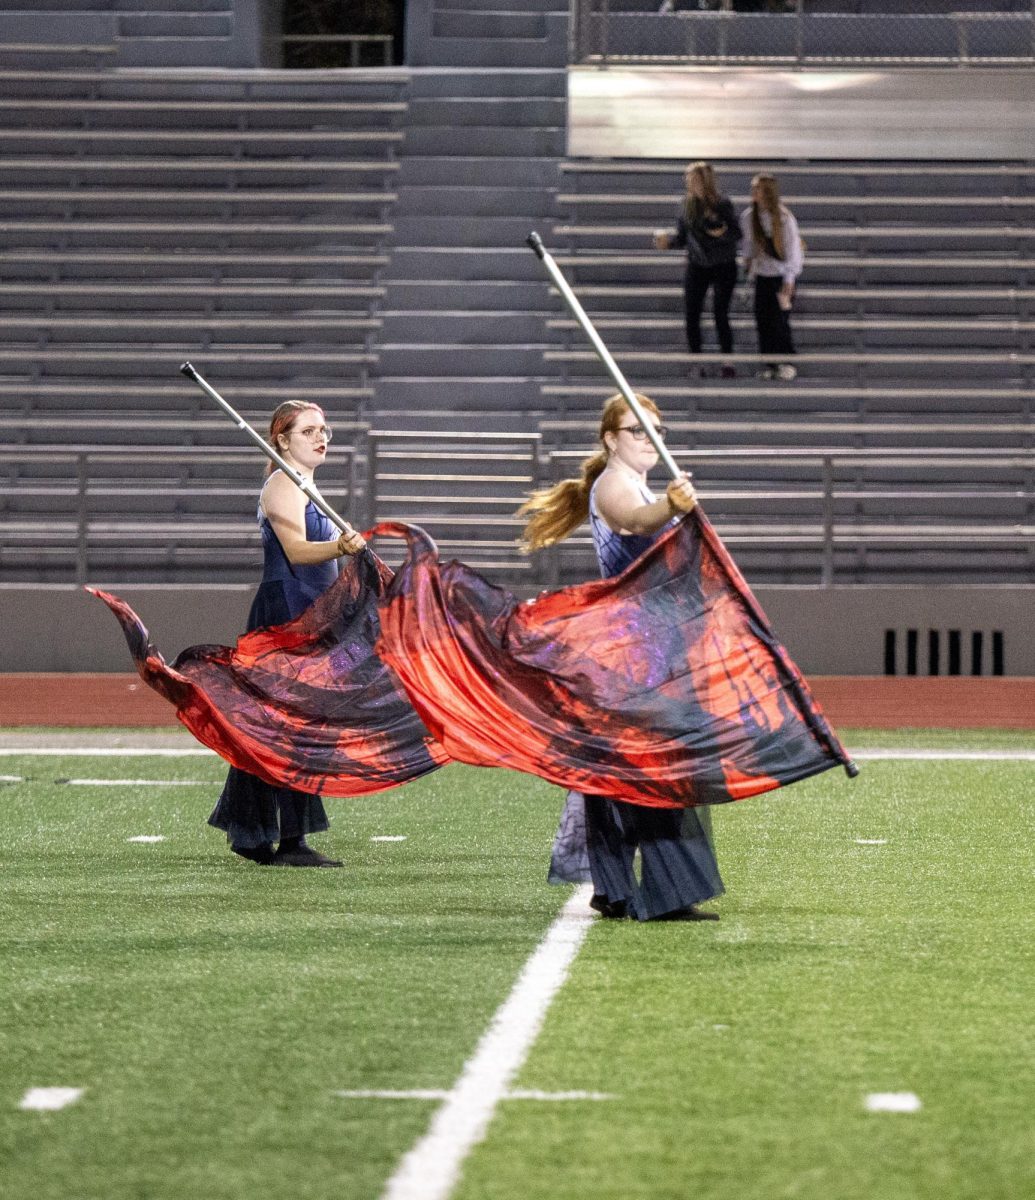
left=283, top=0, right=406, bottom=68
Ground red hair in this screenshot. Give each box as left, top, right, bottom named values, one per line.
left=266, top=401, right=325, bottom=475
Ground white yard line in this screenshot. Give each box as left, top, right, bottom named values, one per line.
left=61, top=779, right=213, bottom=787
left=865, top=1092, right=922, bottom=1113
left=852, top=748, right=1034, bottom=761
left=380, top=885, right=595, bottom=1200
left=336, top=1088, right=614, bottom=1103
left=1, top=746, right=1030, bottom=761
left=0, top=748, right=216, bottom=757
left=19, top=1087, right=84, bottom=1112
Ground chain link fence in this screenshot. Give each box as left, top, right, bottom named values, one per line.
left=571, top=2, right=1035, bottom=66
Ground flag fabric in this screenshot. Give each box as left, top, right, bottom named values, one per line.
left=88, top=548, right=449, bottom=797
left=373, top=514, right=854, bottom=808
left=92, top=515, right=853, bottom=807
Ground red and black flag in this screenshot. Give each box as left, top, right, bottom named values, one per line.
left=88, top=549, right=449, bottom=797
left=93, top=515, right=852, bottom=805
left=373, top=514, right=854, bottom=807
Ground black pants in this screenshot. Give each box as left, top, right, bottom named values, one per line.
left=683, top=261, right=738, bottom=354
left=753, top=274, right=796, bottom=357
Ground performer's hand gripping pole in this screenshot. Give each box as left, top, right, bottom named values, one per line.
left=179, top=361, right=355, bottom=535
left=527, top=231, right=684, bottom=482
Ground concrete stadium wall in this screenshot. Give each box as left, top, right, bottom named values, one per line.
left=0, top=584, right=1031, bottom=676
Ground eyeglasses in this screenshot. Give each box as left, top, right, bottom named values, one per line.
left=618, top=423, right=668, bottom=442
left=293, top=424, right=333, bottom=444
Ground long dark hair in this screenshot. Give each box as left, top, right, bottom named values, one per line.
left=750, top=173, right=785, bottom=260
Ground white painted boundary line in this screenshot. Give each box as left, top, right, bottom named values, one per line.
left=380, top=884, right=595, bottom=1200
left=852, top=749, right=1035, bottom=761
left=2, top=746, right=1032, bottom=761
left=19, top=1087, right=84, bottom=1112
left=0, top=748, right=216, bottom=757
left=336, top=1088, right=614, bottom=1103
left=62, top=778, right=213, bottom=787
left=865, top=1092, right=922, bottom=1113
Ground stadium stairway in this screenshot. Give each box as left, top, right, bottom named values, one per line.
left=366, top=1, right=569, bottom=573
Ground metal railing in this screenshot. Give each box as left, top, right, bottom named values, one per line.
left=571, top=2, right=1035, bottom=67
left=541, top=446, right=1035, bottom=585
left=0, top=446, right=356, bottom=585
left=1, top=443, right=1032, bottom=587
left=282, top=32, right=394, bottom=68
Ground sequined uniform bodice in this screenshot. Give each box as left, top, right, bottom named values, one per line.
left=588, top=473, right=668, bottom=579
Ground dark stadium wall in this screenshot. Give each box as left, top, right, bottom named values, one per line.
left=0, top=586, right=1031, bottom=677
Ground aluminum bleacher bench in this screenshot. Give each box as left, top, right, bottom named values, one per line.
left=0, top=189, right=399, bottom=207
left=554, top=223, right=1035, bottom=242
left=558, top=193, right=1035, bottom=213
left=0, top=157, right=401, bottom=175
left=0, top=130, right=404, bottom=146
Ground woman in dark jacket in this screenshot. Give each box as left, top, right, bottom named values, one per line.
left=654, top=161, right=741, bottom=375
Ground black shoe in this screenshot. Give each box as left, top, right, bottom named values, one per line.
left=272, top=844, right=343, bottom=868
left=719, top=364, right=737, bottom=379
left=589, top=893, right=628, bottom=919
left=231, top=843, right=275, bottom=865
left=656, top=905, right=720, bottom=922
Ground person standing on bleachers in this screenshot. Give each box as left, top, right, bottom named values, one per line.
left=208, top=401, right=366, bottom=868
left=653, top=161, right=741, bottom=377
left=741, top=172, right=803, bottom=381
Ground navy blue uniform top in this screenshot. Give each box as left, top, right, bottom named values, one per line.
left=246, top=479, right=338, bottom=630
left=588, top=473, right=672, bottom=579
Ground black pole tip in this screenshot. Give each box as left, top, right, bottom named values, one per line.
left=179, top=361, right=196, bottom=378
left=526, top=231, right=545, bottom=259
left=844, top=760, right=860, bottom=778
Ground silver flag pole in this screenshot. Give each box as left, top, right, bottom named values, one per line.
left=179, top=361, right=352, bottom=533
left=526, top=231, right=684, bottom=481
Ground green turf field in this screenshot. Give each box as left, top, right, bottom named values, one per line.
left=1, top=729, right=1032, bottom=1200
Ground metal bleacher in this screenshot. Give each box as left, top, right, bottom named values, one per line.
left=0, top=40, right=407, bottom=582
left=537, top=155, right=1034, bottom=583
left=0, top=4, right=1032, bottom=592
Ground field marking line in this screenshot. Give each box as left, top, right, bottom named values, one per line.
left=380, top=884, right=595, bottom=1200
left=370, top=835, right=408, bottom=842
left=127, top=835, right=166, bottom=843
left=852, top=749, right=1035, bottom=761
left=19, top=1087, right=84, bottom=1112
left=3, top=746, right=1033, bottom=761
left=335, top=1088, right=614, bottom=1103
left=865, top=1092, right=922, bottom=1113
left=60, top=778, right=212, bottom=787
left=0, top=748, right=217, bottom=757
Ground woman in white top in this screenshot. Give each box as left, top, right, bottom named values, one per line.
left=740, top=173, right=803, bottom=381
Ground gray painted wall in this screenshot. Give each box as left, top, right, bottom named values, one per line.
left=1, top=584, right=1031, bottom=676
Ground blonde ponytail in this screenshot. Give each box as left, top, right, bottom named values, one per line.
left=518, top=450, right=608, bottom=552
left=518, top=391, right=660, bottom=553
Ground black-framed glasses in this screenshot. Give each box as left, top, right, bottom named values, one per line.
left=618, top=423, right=668, bottom=442
left=294, top=424, right=333, bottom=443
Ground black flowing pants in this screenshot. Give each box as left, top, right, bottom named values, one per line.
left=753, top=274, right=796, bottom=357
left=683, top=260, right=738, bottom=354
